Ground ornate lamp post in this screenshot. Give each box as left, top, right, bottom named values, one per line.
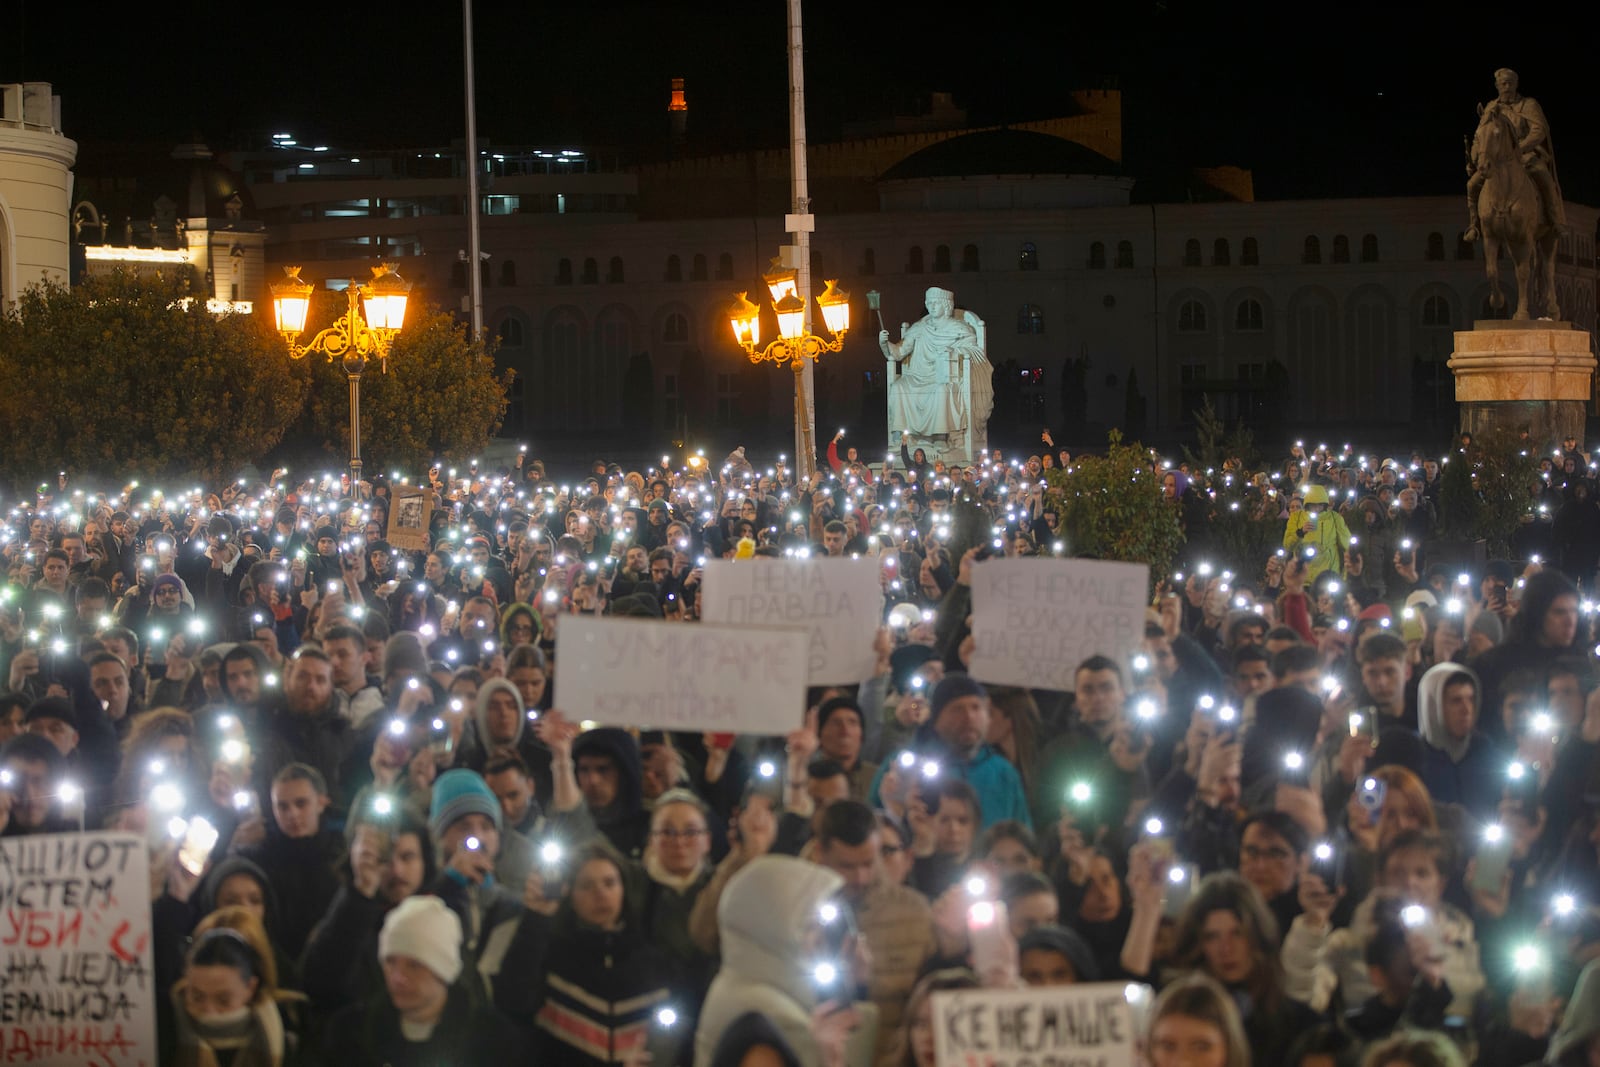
left=728, top=273, right=850, bottom=478
left=271, top=264, right=411, bottom=489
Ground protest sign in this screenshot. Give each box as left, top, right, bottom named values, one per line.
left=386, top=488, right=432, bottom=552
left=966, top=558, right=1149, bottom=692
left=557, top=615, right=809, bottom=734
left=700, top=557, right=884, bottom=684
left=0, top=832, right=155, bottom=1065
left=932, top=983, right=1135, bottom=1067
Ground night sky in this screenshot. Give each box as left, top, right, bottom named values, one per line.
left=5, top=0, right=1596, bottom=204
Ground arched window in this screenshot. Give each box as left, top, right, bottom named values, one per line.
left=1234, top=299, right=1264, bottom=331
left=665, top=255, right=682, bottom=282
left=716, top=253, right=734, bottom=280
left=663, top=312, right=690, bottom=343
left=500, top=260, right=517, bottom=286
left=1332, top=235, right=1350, bottom=263
left=691, top=253, right=707, bottom=281
left=1213, top=239, right=1231, bottom=267
left=499, top=317, right=525, bottom=347
left=1019, top=242, right=1039, bottom=271
left=1115, top=241, right=1134, bottom=269
left=960, top=244, right=979, bottom=272
left=1178, top=300, right=1208, bottom=332
left=581, top=257, right=599, bottom=284
left=1302, top=236, right=1321, bottom=265
left=907, top=246, right=924, bottom=273
left=607, top=256, right=625, bottom=283
left=861, top=247, right=876, bottom=275
left=556, top=258, right=573, bottom=285
left=1017, top=304, right=1045, bottom=334
left=1088, top=241, right=1107, bottom=269
left=1360, top=234, right=1379, bottom=263
left=1184, top=239, right=1202, bottom=267
left=1241, top=238, right=1259, bottom=266
left=1425, top=232, right=1445, bottom=261
left=933, top=245, right=952, bottom=272
left=1429, top=295, right=1456, bottom=325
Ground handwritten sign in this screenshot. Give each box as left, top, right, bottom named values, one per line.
left=932, top=983, right=1135, bottom=1067
left=967, top=558, right=1149, bottom=692
left=386, top=488, right=433, bottom=552
left=557, top=615, right=809, bottom=734
left=700, top=558, right=885, bottom=684
left=0, top=832, right=155, bottom=1066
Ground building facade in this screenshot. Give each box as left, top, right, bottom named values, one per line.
left=0, top=83, right=77, bottom=306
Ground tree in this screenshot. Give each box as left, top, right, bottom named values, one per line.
left=0, top=269, right=306, bottom=485
left=1042, top=430, right=1184, bottom=587
left=288, top=297, right=510, bottom=473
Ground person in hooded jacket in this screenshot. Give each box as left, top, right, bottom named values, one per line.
left=169, top=926, right=298, bottom=1067
left=694, top=854, right=878, bottom=1067
left=232, top=763, right=345, bottom=961
left=572, top=726, right=652, bottom=859
left=1416, top=662, right=1503, bottom=822
left=536, top=839, right=685, bottom=1065
left=457, top=676, right=555, bottom=806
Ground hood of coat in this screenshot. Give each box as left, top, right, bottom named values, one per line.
left=473, top=677, right=525, bottom=751
left=715, top=855, right=844, bottom=1009
left=1417, top=661, right=1477, bottom=763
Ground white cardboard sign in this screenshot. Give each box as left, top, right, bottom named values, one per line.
left=557, top=615, right=809, bottom=734
left=932, top=983, right=1136, bottom=1067
left=967, top=558, right=1149, bottom=692
left=700, top=557, right=885, bottom=684
left=0, top=832, right=155, bottom=1066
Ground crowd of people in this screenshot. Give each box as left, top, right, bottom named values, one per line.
left=3, top=428, right=1599, bottom=1067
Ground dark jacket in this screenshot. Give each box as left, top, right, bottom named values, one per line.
left=233, top=831, right=345, bottom=962
left=298, top=884, right=390, bottom=1016
left=571, top=727, right=651, bottom=860
left=321, top=983, right=525, bottom=1067
left=426, top=868, right=551, bottom=1020
left=253, top=695, right=358, bottom=802
left=536, top=916, right=682, bottom=1066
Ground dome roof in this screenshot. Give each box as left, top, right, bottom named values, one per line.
left=880, top=129, right=1118, bottom=182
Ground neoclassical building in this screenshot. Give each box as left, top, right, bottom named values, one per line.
left=66, top=90, right=1600, bottom=446
left=0, top=82, right=76, bottom=306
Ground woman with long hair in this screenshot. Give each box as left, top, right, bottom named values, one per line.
left=1145, top=972, right=1250, bottom=1067
left=894, top=968, right=979, bottom=1067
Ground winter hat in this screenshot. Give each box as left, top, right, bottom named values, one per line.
left=1405, top=590, right=1439, bottom=612
left=275, top=506, right=297, bottom=526
left=151, top=573, right=182, bottom=595
left=1357, top=603, right=1392, bottom=624
left=382, top=632, right=430, bottom=682
left=930, top=672, right=988, bottom=720
left=428, top=768, right=502, bottom=840
left=815, top=696, right=863, bottom=736
left=1017, top=924, right=1101, bottom=983
left=24, top=697, right=77, bottom=732
left=1469, top=611, right=1504, bottom=645
left=378, top=895, right=462, bottom=984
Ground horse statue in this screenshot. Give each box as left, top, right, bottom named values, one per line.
left=1472, top=104, right=1559, bottom=321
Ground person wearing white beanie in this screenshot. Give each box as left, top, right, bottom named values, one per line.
left=323, top=894, right=524, bottom=1064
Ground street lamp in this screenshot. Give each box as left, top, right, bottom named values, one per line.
left=271, top=264, right=411, bottom=489
left=728, top=276, right=850, bottom=474
left=728, top=276, right=850, bottom=364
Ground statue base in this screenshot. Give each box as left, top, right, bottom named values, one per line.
left=896, top=431, right=986, bottom=469
left=1447, top=321, right=1595, bottom=447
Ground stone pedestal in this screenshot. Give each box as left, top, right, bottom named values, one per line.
left=1447, top=321, right=1595, bottom=447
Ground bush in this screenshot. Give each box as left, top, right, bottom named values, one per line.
left=0, top=270, right=306, bottom=485
left=1042, top=430, right=1184, bottom=586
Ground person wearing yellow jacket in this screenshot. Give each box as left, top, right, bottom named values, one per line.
left=1283, top=485, right=1350, bottom=583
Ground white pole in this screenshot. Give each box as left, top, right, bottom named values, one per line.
left=464, top=0, right=485, bottom=340
left=786, top=0, right=816, bottom=478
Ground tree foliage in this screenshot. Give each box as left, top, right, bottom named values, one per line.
left=1043, top=430, right=1184, bottom=585
left=0, top=270, right=306, bottom=485
left=1436, top=427, right=1539, bottom=554
left=288, top=295, right=510, bottom=474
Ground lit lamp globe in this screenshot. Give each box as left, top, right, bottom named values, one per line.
left=763, top=265, right=799, bottom=303
left=773, top=292, right=806, bottom=341
left=362, top=263, right=411, bottom=339
left=816, top=279, right=850, bottom=336
left=729, top=291, right=762, bottom=349
left=271, top=266, right=315, bottom=343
